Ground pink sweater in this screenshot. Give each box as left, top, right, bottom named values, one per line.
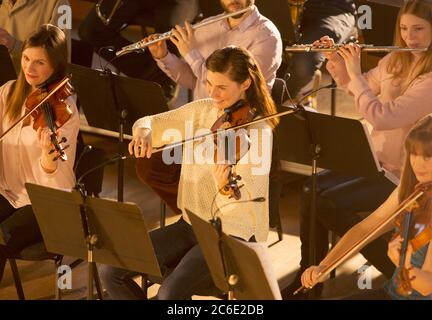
left=328, top=53, right=432, bottom=177
left=0, top=80, right=80, bottom=208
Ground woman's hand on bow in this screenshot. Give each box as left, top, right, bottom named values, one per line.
left=301, top=265, right=327, bottom=289
left=129, top=127, right=152, bottom=158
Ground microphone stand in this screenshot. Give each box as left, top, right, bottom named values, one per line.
left=73, top=169, right=105, bottom=300
left=283, top=79, right=336, bottom=299
left=97, top=47, right=127, bottom=202
left=101, top=67, right=127, bottom=202
left=73, top=150, right=126, bottom=300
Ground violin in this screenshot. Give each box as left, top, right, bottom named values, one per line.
left=210, top=99, right=257, bottom=200
left=393, top=182, right=432, bottom=296
left=27, top=74, right=74, bottom=161
left=293, top=181, right=432, bottom=296
left=0, top=75, right=74, bottom=161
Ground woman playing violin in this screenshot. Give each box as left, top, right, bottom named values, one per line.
left=99, top=45, right=278, bottom=300
left=0, top=25, right=79, bottom=283
left=302, top=115, right=432, bottom=300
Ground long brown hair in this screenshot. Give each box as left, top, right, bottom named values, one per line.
left=387, top=0, right=432, bottom=91
left=6, top=24, right=68, bottom=122
left=205, top=46, right=279, bottom=129
left=399, top=115, right=432, bottom=202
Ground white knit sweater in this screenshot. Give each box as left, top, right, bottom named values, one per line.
left=133, top=99, right=272, bottom=242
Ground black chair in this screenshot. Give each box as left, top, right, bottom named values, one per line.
left=7, top=141, right=106, bottom=300
left=267, top=78, right=289, bottom=243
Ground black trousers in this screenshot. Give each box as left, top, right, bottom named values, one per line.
left=0, top=195, right=42, bottom=283
left=78, top=0, right=175, bottom=88
left=299, top=170, right=396, bottom=279
left=284, top=7, right=356, bottom=97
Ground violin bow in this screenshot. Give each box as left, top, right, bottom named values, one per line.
left=294, top=188, right=425, bottom=295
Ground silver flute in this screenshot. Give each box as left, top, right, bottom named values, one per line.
left=285, top=44, right=429, bottom=52
left=116, top=6, right=253, bottom=57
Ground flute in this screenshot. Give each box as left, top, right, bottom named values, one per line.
left=285, top=44, right=429, bottom=52
left=116, top=6, right=254, bottom=57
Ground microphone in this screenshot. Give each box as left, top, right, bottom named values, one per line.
left=75, top=153, right=128, bottom=188
left=73, top=144, right=92, bottom=174
left=282, top=73, right=337, bottom=109
left=297, top=83, right=337, bottom=106
left=211, top=196, right=267, bottom=219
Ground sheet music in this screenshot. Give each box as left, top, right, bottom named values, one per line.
left=360, top=120, right=400, bottom=186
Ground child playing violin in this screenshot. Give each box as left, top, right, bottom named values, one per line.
left=0, top=24, right=79, bottom=284
left=283, top=0, right=432, bottom=299
left=301, top=115, right=432, bottom=300
left=98, top=45, right=278, bottom=300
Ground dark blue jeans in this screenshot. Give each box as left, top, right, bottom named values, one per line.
left=298, top=170, right=396, bottom=279
left=285, top=8, right=356, bottom=97
left=98, top=218, right=221, bottom=300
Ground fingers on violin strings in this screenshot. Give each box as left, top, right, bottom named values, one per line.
left=37, top=126, right=43, bottom=141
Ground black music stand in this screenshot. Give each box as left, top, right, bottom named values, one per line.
left=25, top=183, right=162, bottom=300
left=0, top=45, right=17, bottom=86
left=186, top=209, right=282, bottom=300
left=67, top=63, right=168, bottom=201
left=276, top=108, right=396, bottom=298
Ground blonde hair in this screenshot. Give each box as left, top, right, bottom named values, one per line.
left=387, top=0, right=432, bottom=91
left=6, top=24, right=67, bottom=121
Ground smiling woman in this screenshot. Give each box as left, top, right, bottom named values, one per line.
left=0, top=24, right=79, bottom=286
left=98, top=46, right=278, bottom=300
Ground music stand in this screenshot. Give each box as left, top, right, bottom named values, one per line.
left=186, top=209, right=282, bottom=300
left=0, top=45, right=17, bottom=86
left=67, top=63, right=168, bottom=201
left=25, top=183, right=162, bottom=300
left=276, top=109, right=397, bottom=298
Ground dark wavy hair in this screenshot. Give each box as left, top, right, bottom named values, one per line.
left=205, top=45, right=278, bottom=129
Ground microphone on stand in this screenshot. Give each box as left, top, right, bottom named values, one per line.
left=73, top=144, right=93, bottom=174
left=282, top=73, right=337, bottom=120
left=297, top=82, right=337, bottom=105
left=75, top=153, right=129, bottom=195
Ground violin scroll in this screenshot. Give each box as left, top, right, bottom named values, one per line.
left=211, top=100, right=257, bottom=200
